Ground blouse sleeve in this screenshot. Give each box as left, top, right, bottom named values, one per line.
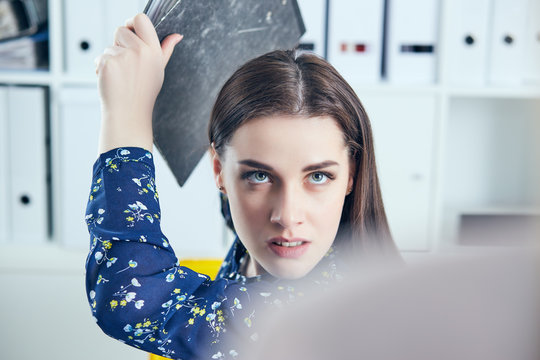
left=84, top=147, right=276, bottom=360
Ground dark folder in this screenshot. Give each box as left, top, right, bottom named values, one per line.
left=144, top=0, right=305, bottom=186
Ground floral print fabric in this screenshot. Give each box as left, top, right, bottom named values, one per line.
left=85, top=147, right=342, bottom=360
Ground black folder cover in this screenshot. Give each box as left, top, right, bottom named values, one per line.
left=144, top=0, right=305, bottom=186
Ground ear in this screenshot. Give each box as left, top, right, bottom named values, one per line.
left=347, top=158, right=356, bottom=194
left=210, top=143, right=226, bottom=194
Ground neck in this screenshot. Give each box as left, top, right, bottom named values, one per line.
left=244, top=254, right=265, bottom=277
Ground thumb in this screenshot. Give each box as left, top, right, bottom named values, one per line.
left=161, top=34, right=183, bottom=65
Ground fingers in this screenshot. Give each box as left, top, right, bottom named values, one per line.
left=97, top=13, right=183, bottom=76
left=102, top=46, right=124, bottom=56
left=131, top=13, right=160, bottom=47
left=114, top=26, right=140, bottom=48
left=161, top=34, right=183, bottom=65
left=125, top=13, right=183, bottom=65
left=95, top=46, right=124, bottom=74
left=95, top=53, right=111, bottom=75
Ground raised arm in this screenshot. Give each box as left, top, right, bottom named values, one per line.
left=86, top=14, right=306, bottom=360
left=95, top=13, right=182, bottom=154
left=87, top=15, right=263, bottom=359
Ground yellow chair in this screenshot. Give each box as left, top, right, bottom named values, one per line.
left=149, top=258, right=223, bottom=360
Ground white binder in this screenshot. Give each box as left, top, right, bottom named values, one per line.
left=63, top=0, right=106, bottom=77
left=523, top=0, right=540, bottom=84
left=359, top=93, right=436, bottom=251
left=297, top=0, right=327, bottom=58
left=386, top=0, right=440, bottom=84
left=446, top=0, right=491, bottom=86
left=57, top=88, right=102, bottom=248
left=64, top=0, right=146, bottom=77
left=0, top=86, right=8, bottom=244
left=327, top=0, right=385, bottom=85
left=488, top=0, right=529, bottom=85
left=7, top=86, right=48, bottom=244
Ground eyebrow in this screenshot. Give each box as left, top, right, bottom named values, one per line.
left=238, top=159, right=339, bottom=172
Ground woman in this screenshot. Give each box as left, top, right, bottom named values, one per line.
left=87, top=13, right=400, bottom=359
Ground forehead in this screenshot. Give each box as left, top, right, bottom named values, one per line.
left=225, top=115, right=348, bottom=164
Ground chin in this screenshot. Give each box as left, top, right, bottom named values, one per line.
left=264, top=262, right=316, bottom=280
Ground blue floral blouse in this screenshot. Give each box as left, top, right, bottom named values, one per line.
left=85, top=147, right=343, bottom=359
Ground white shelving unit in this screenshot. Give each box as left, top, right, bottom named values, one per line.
left=0, top=0, right=538, bottom=259
left=0, top=1, right=538, bottom=359
left=0, top=0, right=227, bottom=266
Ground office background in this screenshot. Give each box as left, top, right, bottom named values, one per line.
left=0, top=0, right=539, bottom=359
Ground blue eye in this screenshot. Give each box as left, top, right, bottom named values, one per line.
left=309, top=172, right=329, bottom=184
left=246, top=171, right=270, bottom=184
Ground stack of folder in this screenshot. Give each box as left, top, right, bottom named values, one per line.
left=326, top=0, right=440, bottom=85
left=324, top=0, right=538, bottom=86
left=0, top=85, right=49, bottom=244
left=446, top=0, right=539, bottom=86
left=0, top=0, right=48, bottom=70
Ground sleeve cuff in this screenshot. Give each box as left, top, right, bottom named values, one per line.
left=92, top=147, right=155, bottom=178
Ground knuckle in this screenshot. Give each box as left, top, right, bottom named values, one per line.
left=113, top=26, right=123, bottom=39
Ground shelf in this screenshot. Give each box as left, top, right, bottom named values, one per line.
left=1, top=0, right=538, bottom=259
left=60, top=75, right=98, bottom=86
left=0, top=70, right=52, bottom=85
left=457, top=206, right=540, bottom=216
left=350, top=82, right=442, bottom=96
left=1, top=71, right=538, bottom=100
left=446, top=86, right=540, bottom=99
left=0, top=72, right=99, bottom=87
left=307, top=82, right=540, bottom=100
left=0, top=243, right=88, bottom=274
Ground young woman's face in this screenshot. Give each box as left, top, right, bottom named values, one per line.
left=212, top=115, right=353, bottom=279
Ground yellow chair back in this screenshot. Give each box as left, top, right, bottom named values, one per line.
left=149, top=258, right=223, bottom=360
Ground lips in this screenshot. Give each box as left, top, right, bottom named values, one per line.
left=267, top=237, right=310, bottom=258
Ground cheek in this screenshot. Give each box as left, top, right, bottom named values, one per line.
left=312, top=194, right=346, bottom=227
left=227, top=185, right=270, bottom=234
left=308, top=185, right=348, bottom=234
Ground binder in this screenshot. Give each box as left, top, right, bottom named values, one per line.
left=0, top=0, right=48, bottom=42
left=296, top=0, right=327, bottom=58
left=360, top=93, right=436, bottom=251
left=57, top=88, right=102, bottom=248
left=64, top=0, right=146, bottom=77
left=446, top=0, right=491, bottom=86
left=523, top=0, right=540, bottom=84
left=386, top=0, right=440, bottom=84
left=0, top=86, right=8, bottom=243
left=7, top=86, right=48, bottom=244
left=146, top=0, right=305, bottom=186
left=0, top=30, right=49, bottom=70
left=328, top=0, right=384, bottom=84
left=488, top=0, right=529, bottom=85
left=63, top=0, right=106, bottom=76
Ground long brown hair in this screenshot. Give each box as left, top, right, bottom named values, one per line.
left=208, top=49, right=400, bottom=260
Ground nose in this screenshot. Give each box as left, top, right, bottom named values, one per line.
left=270, top=184, right=304, bottom=229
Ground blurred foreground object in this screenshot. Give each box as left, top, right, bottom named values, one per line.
left=246, top=247, right=540, bottom=360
